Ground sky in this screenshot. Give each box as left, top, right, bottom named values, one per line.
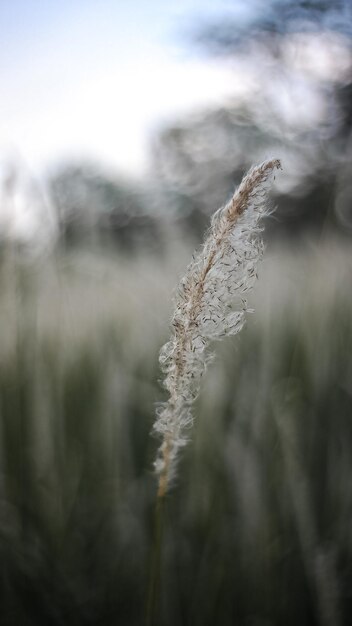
left=0, top=0, right=257, bottom=178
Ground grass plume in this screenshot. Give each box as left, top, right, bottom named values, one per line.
left=153, top=159, right=282, bottom=497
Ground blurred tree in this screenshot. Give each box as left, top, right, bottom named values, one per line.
left=152, top=0, right=352, bottom=238
left=49, top=164, right=161, bottom=251
left=194, top=0, right=351, bottom=51
left=0, top=162, right=57, bottom=254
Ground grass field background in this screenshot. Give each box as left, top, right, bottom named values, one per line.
left=0, top=238, right=351, bottom=625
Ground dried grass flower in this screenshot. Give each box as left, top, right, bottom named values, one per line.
left=153, top=159, right=282, bottom=497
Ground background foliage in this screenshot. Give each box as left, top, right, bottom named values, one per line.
left=0, top=242, right=351, bottom=625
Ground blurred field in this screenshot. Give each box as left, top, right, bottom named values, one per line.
left=0, top=239, right=351, bottom=626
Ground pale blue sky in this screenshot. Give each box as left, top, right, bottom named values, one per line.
left=0, top=0, right=256, bottom=176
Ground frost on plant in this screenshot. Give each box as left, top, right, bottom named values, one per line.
left=153, top=159, right=282, bottom=497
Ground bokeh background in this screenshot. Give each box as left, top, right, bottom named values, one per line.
left=0, top=1, right=352, bottom=625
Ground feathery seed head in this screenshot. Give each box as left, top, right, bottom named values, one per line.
left=153, top=159, right=281, bottom=497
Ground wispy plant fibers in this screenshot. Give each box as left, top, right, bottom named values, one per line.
left=153, top=159, right=281, bottom=497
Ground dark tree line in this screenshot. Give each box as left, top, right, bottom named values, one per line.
left=151, top=0, right=352, bottom=238
left=47, top=1, right=352, bottom=249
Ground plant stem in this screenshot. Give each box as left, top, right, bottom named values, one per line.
left=146, top=494, right=166, bottom=626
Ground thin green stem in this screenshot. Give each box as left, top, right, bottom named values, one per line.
left=146, top=494, right=166, bottom=626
